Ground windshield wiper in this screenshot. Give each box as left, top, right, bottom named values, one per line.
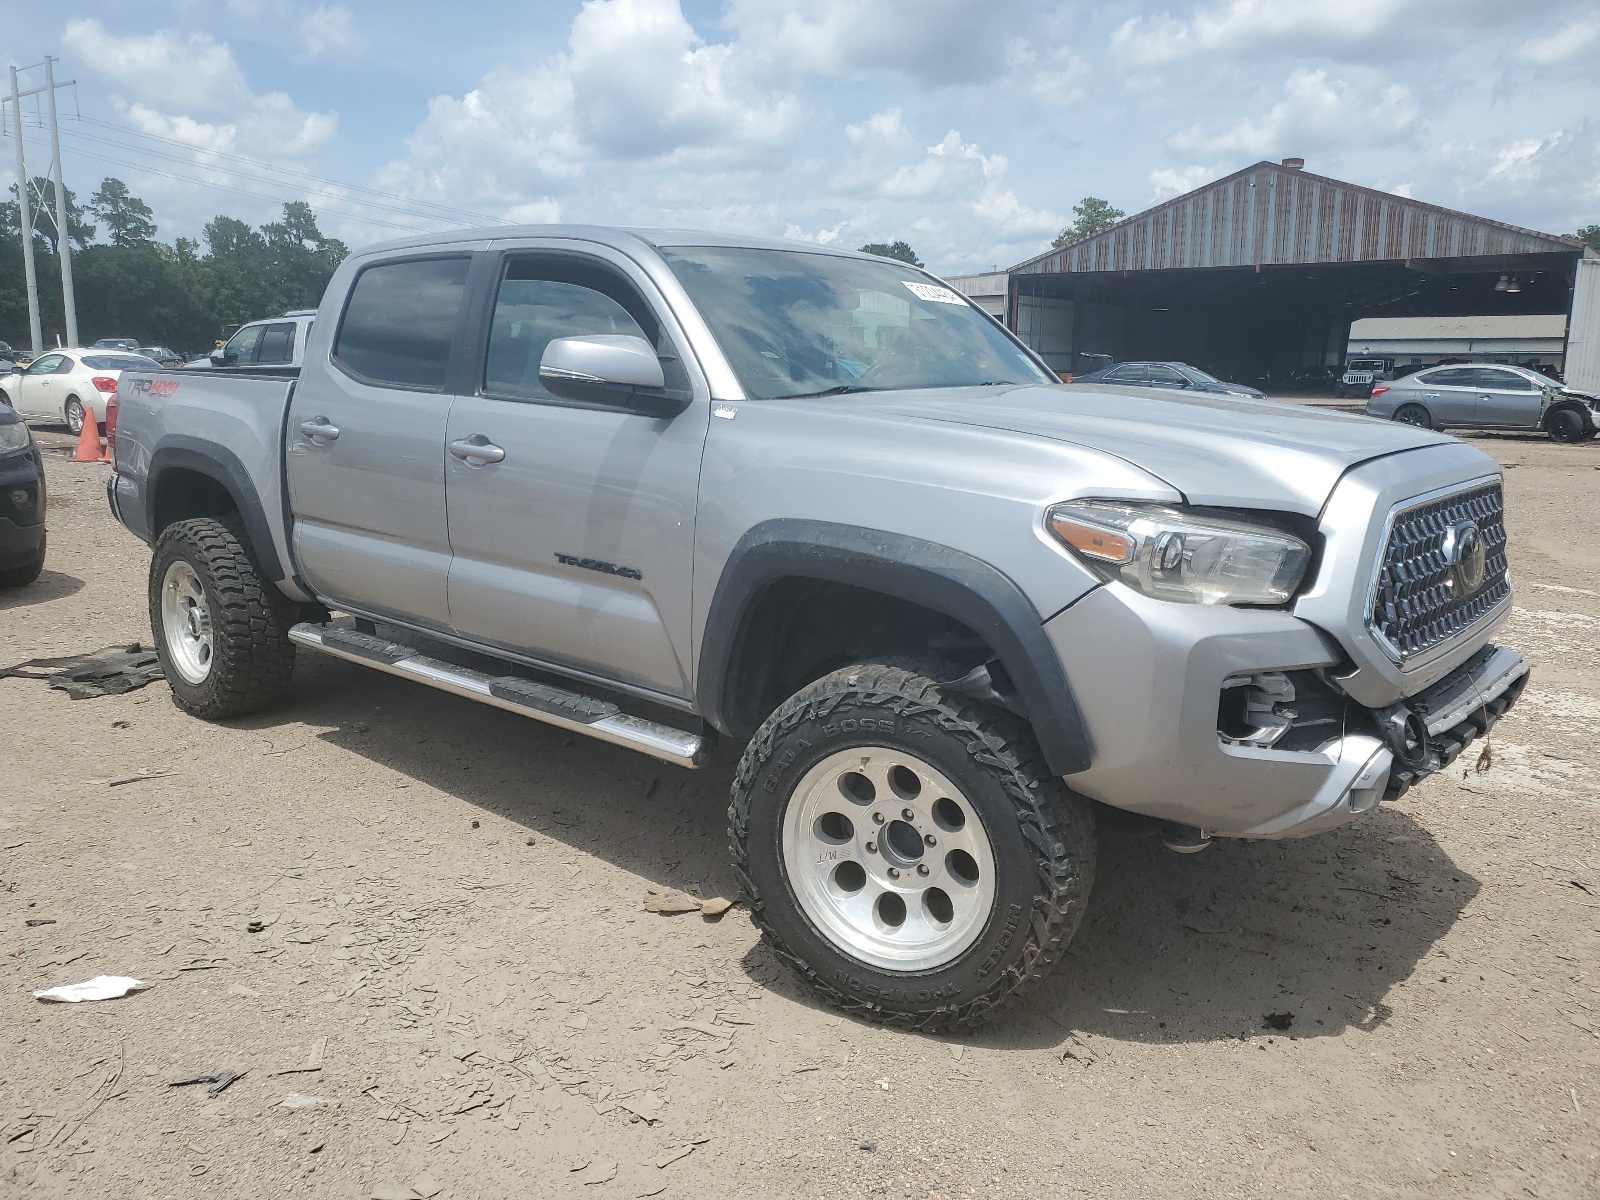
left=782, top=385, right=873, bottom=398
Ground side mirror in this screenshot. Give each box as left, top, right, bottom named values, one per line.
left=539, top=335, right=688, bottom=418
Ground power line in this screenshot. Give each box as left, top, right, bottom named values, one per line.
left=72, top=114, right=511, bottom=226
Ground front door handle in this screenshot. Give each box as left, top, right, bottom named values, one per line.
left=299, top=417, right=339, bottom=442
left=450, top=436, right=505, bottom=465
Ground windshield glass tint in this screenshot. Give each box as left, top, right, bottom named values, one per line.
left=660, top=247, right=1051, bottom=399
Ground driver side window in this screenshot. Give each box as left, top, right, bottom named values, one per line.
left=223, top=324, right=263, bottom=365
left=483, top=257, right=660, bottom=403
left=28, top=354, right=64, bottom=375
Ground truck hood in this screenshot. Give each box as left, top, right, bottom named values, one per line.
left=854, top=383, right=1455, bottom=516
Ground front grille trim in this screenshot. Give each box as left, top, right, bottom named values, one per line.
left=1365, top=476, right=1510, bottom=667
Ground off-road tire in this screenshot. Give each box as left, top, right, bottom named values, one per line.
left=730, top=662, right=1095, bottom=1032
left=1392, top=403, right=1432, bottom=430
left=0, top=533, right=44, bottom=588
left=1545, top=405, right=1594, bottom=443
left=148, top=517, right=296, bottom=719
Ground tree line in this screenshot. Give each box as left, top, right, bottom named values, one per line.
left=0, top=177, right=348, bottom=353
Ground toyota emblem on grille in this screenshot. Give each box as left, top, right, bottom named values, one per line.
left=1441, top=521, right=1487, bottom=595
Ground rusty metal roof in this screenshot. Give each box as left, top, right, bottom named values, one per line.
left=1013, top=161, right=1584, bottom=275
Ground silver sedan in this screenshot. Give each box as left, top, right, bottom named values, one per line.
left=1367, top=363, right=1598, bottom=442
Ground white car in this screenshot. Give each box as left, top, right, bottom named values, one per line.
left=0, top=349, right=157, bottom=434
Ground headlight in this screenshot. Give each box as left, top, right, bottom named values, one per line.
left=0, top=422, right=30, bottom=453
left=1047, top=500, right=1312, bottom=606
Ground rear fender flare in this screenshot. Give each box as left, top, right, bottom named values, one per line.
left=697, top=520, right=1093, bottom=776
left=145, top=437, right=284, bottom=582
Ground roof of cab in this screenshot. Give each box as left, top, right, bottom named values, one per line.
left=347, top=224, right=883, bottom=264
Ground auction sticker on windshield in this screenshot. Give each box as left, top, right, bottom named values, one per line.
left=902, top=281, right=967, bottom=305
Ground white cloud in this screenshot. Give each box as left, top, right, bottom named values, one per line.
left=62, top=18, right=336, bottom=158
left=299, top=5, right=363, bottom=61
left=1149, top=165, right=1214, bottom=200
left=1516, top=12, right=1600, bottom=63
left=1171, top=68, right=1418, bottom=160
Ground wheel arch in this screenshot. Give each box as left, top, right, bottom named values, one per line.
left=146, top=438, right=284, bottom=582
left=697, top=520, right=1093, bottom=777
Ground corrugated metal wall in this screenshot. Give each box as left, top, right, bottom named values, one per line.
left=1565, top=257, right=1600, bottom=393
left=1017, top=163, right=1579, bottom=275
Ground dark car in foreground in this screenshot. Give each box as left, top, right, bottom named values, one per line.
left=1368, top=364, right=1598, bottom=442
left=1069, top=360, right=1266, bottom=398
left=0, top=404, right=46, bottom=587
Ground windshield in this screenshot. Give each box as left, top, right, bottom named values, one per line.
left=659, top=246, right=1052, bottom=399
left=83, top=354, right=159, bottom=370
left=1177, top=364, right=1219, bottom=384
left=1518, top=367, right=1564, bottom=389
left=1347, top=359, right=1384, bottom=372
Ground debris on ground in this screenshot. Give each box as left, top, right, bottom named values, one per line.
left=655, top=1144, right=695, bottom=1168
left=279, top=1092, right=340, bottom=1110
left=169, top=1069, right=246, bottom=1097
left=104, top=769, right=177, bottom=787
left=859, top=1139, right=877, bottom=1152
left=273, top=1037, right=327, bottom=1075
left=33, top=975, right=152, bottom=1003
left=644, top=884, right=736, bottom=916
left=0, top=643, right=163, bottom=699
left=643, top=885, right=702, bottom=914
left=1263, top=1012, right=1295, bottom=1031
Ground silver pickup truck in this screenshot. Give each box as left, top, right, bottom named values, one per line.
left=107, top=226, right=1528, bottom=1029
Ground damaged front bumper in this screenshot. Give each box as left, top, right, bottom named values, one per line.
left=1046, top=583, right=1530, bottom=841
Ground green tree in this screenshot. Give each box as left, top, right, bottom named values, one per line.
left=859, top=240, right=923, bottom=267
left=8, top=177, right=96, bottom=254
left=1052, top=197, right=1126, bottom=249
left=1575, top=225, right=1600, bottom=253
left=88, top=177, right=157, bottom=247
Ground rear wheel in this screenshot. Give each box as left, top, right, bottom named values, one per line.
left=148, top=517, right=297, bottom=719
left=1392, top=403, right=1432, bottom=430
left=731, top=662, right=1095, bottom=1032
left=1546, top=405, right=1594, bottom=443
left=64, top=396, right=86, bottom=436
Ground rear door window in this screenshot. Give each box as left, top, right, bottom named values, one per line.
left=334, top=256, right=471, bottom=390
left=256, top=322, right=297, bottom=365
left=1146, top=364, right=1186, bottom=385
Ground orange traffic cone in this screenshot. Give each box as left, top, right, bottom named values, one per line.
left=73, top=409, right=106, bottom=463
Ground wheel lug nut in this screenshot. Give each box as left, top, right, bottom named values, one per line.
left=924, top=834, right=936, bottom=846
left=916, top=864, right=929, bottom=876
left=887, top=867, right=900, bottom=879
left=871, top=812, right=885, bottom=825
left=865, top=841, right=877, bottom=854
left=902, top=808, right=915, bottom=821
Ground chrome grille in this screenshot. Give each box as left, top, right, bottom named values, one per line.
left=1368, top=481, right=1509, bottom=663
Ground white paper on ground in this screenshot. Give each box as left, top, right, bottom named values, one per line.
left=33, top=975, right=152, bottom=1003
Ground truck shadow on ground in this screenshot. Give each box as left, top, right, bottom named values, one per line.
left=268, top=652, right=1477, bottom=1049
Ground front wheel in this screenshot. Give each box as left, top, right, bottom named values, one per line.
left=730, top=662, right=1095, bottom=1032
left=148, top=517, right=297, bottom=719
left=1546, top=406, right=1595, bottom=443
left=0, top=533, right=44, bottom=588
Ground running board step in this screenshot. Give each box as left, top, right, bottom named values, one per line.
left=289, top=623, right=706, bottom=768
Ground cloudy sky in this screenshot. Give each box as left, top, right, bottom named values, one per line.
left=4, top=0, right=1598, bottom=274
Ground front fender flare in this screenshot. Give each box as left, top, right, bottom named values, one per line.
left=697, top=520, right=1093, bottom=776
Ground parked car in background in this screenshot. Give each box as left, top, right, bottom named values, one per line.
left=139, top=346, right=185, bottom=367
left=1336, top=357, right=1393, bottom=398
left=187, top=311, right=316, bottom=370
left=1068, top=360, right=1266, bottom=398
left=0, top=350, right=157, bottom=434
left=0, top=403, right=45, bottom=587
left=93, top=337, right=142, bottom=353
left=0, top=340, right=21, bottom=367
left=1368, top=364, right=1599, bottom=442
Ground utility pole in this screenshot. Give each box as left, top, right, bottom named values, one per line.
left=43, top=58, right=78, bottom=347
left=6, top=67, right=43, bottom=353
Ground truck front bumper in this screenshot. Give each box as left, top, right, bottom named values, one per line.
left=1046, top=584, right=1528, bottom=839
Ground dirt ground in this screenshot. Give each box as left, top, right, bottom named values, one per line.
left=2, top=425, right=1597, bottom=1200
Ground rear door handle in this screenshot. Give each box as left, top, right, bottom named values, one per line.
left=450, top=436, right=505, bottom=465
left=299, top=418, right=339, bottom=442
